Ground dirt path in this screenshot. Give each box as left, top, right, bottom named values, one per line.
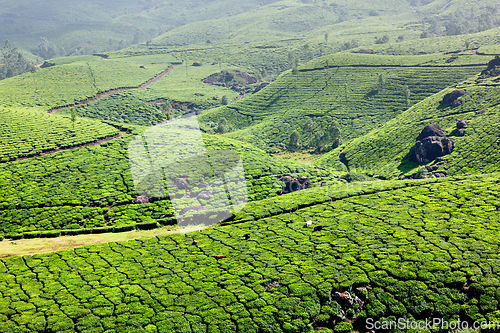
left=48, top=64, right=180, bottom=114
left=233, top=93, right=246, bottom=102
left=0, top=226, right=182, bottom=258
left=8, top=132, right=126, bottom=163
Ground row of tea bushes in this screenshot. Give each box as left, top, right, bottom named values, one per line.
left=1, top=173, right=499, bottom=332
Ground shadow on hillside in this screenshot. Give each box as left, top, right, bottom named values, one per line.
left=397, top=153, right=420, bottom=175
left=364, top=89, right=380, bottom=99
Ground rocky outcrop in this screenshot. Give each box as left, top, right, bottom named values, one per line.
left=416, top=124, right=446, bottom=141
left=203, top=70, right=258, bottom=91
left=456, top=119, right=468, bottom=137
left=133, top=196, right=149, bottom=204
left=410, top=125, right=454, bottom=163
left=279, top=175, right=311, bottom=194
left=254, top=82, right=269, bottom=93
left=456, top=119, right=468, bottom=129
left=410, top=136, right=454, bottom=164
left=441, top=89, right=466, bottom=107
left=480, top=56, right=500, bottom=77
left=174, top=178, right=189, bottom=189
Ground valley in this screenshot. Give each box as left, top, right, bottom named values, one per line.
left=1, top=1, right=500, bottom=332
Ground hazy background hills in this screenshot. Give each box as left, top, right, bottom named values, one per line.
left=1, top=0, right=499, bottom=62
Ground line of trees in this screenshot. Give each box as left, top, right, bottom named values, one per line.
left=0, top=40, right=31, bottom=80
left=420, top=6, right=500, bottom=38
left=289, top=118, right=342, bottom=153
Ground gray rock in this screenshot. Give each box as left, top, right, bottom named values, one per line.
left=410, top=136, right=454, bottom=163
left=416, top=124, right=447, bottom=141
left=456, top=119, right=469, bottom=129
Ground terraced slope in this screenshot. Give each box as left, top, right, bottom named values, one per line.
left=63, top=63, right=241, bottom=126
left=0, top=133, right=337, bottom=238
left=199, top=52, right=490, bottom=151
left=0, top=0, right=283, bottom=59
left=0, top=54, right=175, bottom=109
left=316, top=67, right=500, bottom=178
left=0, top=107, right=119, bottom=162
left=1, top=173, right=500, bottom=332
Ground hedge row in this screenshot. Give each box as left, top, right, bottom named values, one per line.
left=1, top=173, right=499, bottom=332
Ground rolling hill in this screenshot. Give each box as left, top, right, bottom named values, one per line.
left=2, top=173, right=500, bottom=331
left=316, top=53, right=500, bottom=178
left=199, top=51, right=491, bottom=153
left=1, top=1, right=500, bottom=332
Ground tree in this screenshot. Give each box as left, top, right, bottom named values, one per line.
left=221, top=95, right=229, bottom=105
left=289, top=130, right=300, bottom=150
left=304, top=118, right=316, bottom=133
left=70, top=109, right=78, bottom=130
left=215, top=123, right=227, bottom=134
left=30, top=66, right=38, bottom=93
left=378, top=73, right=386, bottom=90
left=375, top=34, right=390, bottom=44
left=324, top=32, right=329, bottom=44
left=312, top=131, right=328, bottom=152
left=0, top=40, right=30, bottom=80
left=292, top=57, right=299, bottom=87
left=329, top=122, right=342, bottom=148
left=403, top=85, right=411, bottom=108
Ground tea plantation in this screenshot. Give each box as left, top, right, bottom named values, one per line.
left=1, top=2, right=500, bottom=331
left=316, top=67, right=500, bottom=178
left=0, top=107, right=119, bottom=162
left=1, top=174, right=500, bottom=332
left=0, top=133, right=338, bottom=237
left=0, top=54, right=176, bottom=109
left=199, top=52, right=490, bottom=151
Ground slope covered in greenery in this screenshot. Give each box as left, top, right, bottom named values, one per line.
left=316, top=67, right=500, bottom=178
left=0, top=54, right=176, bottom=109
left=0, top=0, right=282, bottom=59
left=1, top=173, right=500, bottom=332
left=0, top=107, right=120, bottom=162
left=199, top=52, right=490, bottom=151
left=0, top=132, right=337, bottom=237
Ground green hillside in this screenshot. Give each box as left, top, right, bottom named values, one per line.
left=0, top=107, right=119, bottom=162
left=199, top=52, right=490, bottom=152
left=0, top=54, right=176, bottom=109
left=2, top=173, right=500, bottom=332
left=0, top=0, right=282, bottom=59
left=316, top=64, right=500, bottom=178
left=1, top=1, right=500, bottom=332
left=0, top=132, right=338, bottom=237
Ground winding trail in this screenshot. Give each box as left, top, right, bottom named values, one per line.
left=48, top=64, right=180, bottom=114
left=9, top=132, right=127, bottom=163
left=9, top=64, right=183, bottom=162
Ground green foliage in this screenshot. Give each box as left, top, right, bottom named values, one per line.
left=2, top=173, right=500, bottom=331
left=200, top=52, right=485, bottom=152
left=340, top=172, right=374, bottom=183
left=0, top=40, right=31, bottom=80
left=0, top=133, right=338, bottom=235
left=0, top=107, right=119, bottom=161
left=0, top=54, right=175, bottom=109
left=317, top=75, right=500, bottom=178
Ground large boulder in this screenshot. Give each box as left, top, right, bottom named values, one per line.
left=410, top=136, right=454, bottom=163
left=133, top=196, right=149, bottom=204
left=456, top=119, right=469, bottom=129
left=486, top=56, right=500, bottom=71
left=174, top=178, right=189, bottom=189
left=416, top=124, right=447, bottom=141
left=441, top=89, right=466, bottom=107
left=280, top=175, right=311, bottom=194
